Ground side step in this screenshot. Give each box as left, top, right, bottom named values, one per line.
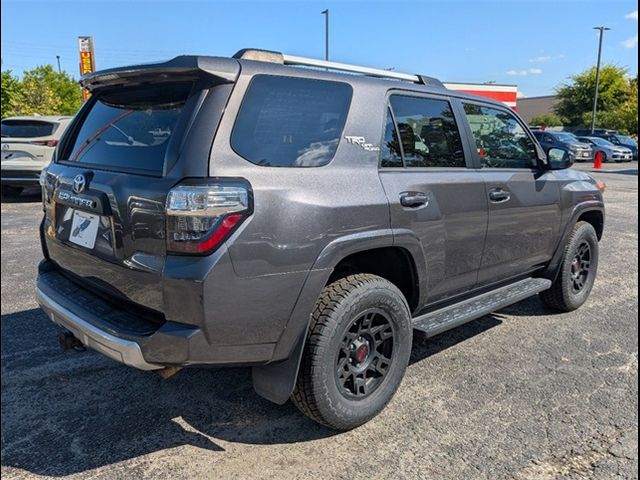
left=412, top=278, right=552, bottom=338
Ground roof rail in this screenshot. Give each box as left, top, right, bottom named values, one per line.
left=233, top=48, right=444, bottom=88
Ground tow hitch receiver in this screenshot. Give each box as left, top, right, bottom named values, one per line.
left=58, top=331, right=86, bottom=351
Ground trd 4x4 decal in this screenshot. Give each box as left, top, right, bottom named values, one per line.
left=344, top=135, right=380, bottom=152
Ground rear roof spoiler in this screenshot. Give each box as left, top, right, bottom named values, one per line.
left=79, top=56, right=239, bottom=91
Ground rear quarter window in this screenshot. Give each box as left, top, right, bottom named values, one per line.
left=1, top=120, right=56, bottom=138
left=231, top=75, right=352, bottom=167
left=61, top=82, right=193, bottom=174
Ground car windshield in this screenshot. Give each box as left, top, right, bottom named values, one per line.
left=614, top=135, right=638, bottom=147
left=64, top=82, right=192, bottom=174
left=589, top=137, right=613, bottom=147
left=1, top=120, right=56, bottom=138
left=552, top=132, right=579, bottom=143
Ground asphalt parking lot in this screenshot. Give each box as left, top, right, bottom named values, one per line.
left=1, top=163, right=637, bottom=480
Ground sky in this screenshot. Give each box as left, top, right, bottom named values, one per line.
left=1, top=0, right=638, bottom=98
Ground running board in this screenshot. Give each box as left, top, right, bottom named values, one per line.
left=412, top=278, right=552, bottom=338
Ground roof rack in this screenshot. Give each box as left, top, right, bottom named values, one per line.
left=233, top=48, right=444, bottom=88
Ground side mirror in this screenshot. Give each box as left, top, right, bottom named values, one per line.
left=547, top=147, right=573, bottom=170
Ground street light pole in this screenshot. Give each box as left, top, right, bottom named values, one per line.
left=590, top=26, right=610, bottom=134
left=56, top=55, right=61, bottom=73
left=321, top=9, right=329, bottom=61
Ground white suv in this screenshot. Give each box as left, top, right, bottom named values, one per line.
left=1, top=116, right=72, bottom=197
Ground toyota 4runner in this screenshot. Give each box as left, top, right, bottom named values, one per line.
left=36, top=49, right=605, bottom=430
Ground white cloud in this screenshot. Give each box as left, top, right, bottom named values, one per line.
left=529, top=55, right=552, bottom=63
left=528, top=54, right=564, bottom=63
left=625, top=10, right=638, bottom=20
left=506, top=68, right=544, bottom=76
left=622, top=35, right=639, bottom=48
left=517, top=91, right=527, bottom=99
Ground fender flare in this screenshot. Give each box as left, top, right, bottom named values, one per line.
left=252, top=228, right=427, bottom=404
left=541, top=201, right=604, bottom=282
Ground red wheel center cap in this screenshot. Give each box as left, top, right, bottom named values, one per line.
left=354, top=344, right=369, bottom=363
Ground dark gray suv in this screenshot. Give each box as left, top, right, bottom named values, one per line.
left=36, top=49, right=605, bottom=430
left=532, top=130, right=594, bottom=162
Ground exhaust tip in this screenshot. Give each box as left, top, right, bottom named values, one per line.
left=157, top=366, right=182, bottom=379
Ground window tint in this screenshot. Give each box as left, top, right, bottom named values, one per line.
left=65, top=82, right=192, bottom=174
left=387, top=95, right=465, bottom=168
left=380, top=107, right=403, bottom=167
left=231, top=75, right=352, bottom=167
left=1, top=120, right=56, bottom=138
left=463, top=103, right=537, bottom=168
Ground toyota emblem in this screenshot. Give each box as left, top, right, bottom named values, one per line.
left=73, top=174, right=86, bottom=194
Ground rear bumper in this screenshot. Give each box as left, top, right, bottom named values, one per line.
left=36, top=286, right=161, bottom=370
left=36, top=261, right=278, bottom=369
left=1, top=169, right=42, bottom=186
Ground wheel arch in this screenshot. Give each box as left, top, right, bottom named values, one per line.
left=252, top=229, right=427, bottom=404
left=541, top=203, right=604, bottom=282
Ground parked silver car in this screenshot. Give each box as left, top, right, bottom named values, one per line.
left=577, top=136, right=634, bottom=163
left=1, top=116, right=73, bottom=197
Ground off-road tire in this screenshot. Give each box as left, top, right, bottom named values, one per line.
left=291, top=274, right=412, bottom=430
left=540, top=221, right=599, bottom=312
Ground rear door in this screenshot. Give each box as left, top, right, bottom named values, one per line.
left=378, top=93, right=488, bottom=303
left=459, top=101, right=562, bottom=286
left=41, top=79, right=232, bottom=312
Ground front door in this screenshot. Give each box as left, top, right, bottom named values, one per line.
left=378, top=93, right=488, bottom=304
left=459, top=101, right=562, bottom=286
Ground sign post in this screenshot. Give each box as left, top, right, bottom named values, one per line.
left=78, top=36, right=96, bottom=101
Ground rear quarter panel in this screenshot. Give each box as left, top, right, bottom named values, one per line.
left=203, top=65, right=393, bottom=349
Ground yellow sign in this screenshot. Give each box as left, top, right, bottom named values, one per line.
left=78, top=36, right=96, bottom=101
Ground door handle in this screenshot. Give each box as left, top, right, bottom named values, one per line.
left=488, top=188, right=511, bottom=203
left=400, top=191, right=430, bottom=208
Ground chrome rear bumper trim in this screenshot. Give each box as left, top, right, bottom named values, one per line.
left=36, top=287, right=162, bottom=371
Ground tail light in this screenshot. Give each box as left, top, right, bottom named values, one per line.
left=31, top=139, right=58, bottom=147
left=166, top=181, right=252, bottom=255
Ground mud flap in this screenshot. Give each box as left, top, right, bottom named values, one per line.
left=251, top=328, right=308, bottom=405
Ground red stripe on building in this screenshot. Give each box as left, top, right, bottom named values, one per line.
left=453, top=90, right=518, bottom=103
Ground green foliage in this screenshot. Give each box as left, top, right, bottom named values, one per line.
left=1, top=69, right=23, bottom=118
left=555, top=65, right=638, bottom=135
left=530, top=113, right=563, bottom=128
left=1, top=65, right=82, bottom=118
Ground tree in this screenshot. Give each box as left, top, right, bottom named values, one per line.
left=1, top=69, right=23, bottom=118
left=0, top=64, right=82, bottom=118
left=20, top=65, right=82, bottom=116
left=555, top=65, right=637, bottom=134
left=530, top=113, right=563, bottom=128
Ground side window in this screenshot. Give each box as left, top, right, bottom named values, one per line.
left=386, top=95, right=466, bottom=168
left=231, top=75, right=352, bottom=167
left=462, top=103, right=538, bottom=169
left=380, top=107, right=403, bottom=167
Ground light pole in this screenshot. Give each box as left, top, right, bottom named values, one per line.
left=56, top=55, right=61, bottom=73
left=321, top=9, right=329, bottom=61
left=591, top=26, right=610, bottom=134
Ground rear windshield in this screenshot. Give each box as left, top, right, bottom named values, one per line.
left=1, top=120, right=56, bottom=138
left=231, top=75, right=352, bottom=167
left=63, top=82, right=192, bottom=174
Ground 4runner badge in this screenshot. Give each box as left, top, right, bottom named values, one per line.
left=344, top=136, right=380, bottom=152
